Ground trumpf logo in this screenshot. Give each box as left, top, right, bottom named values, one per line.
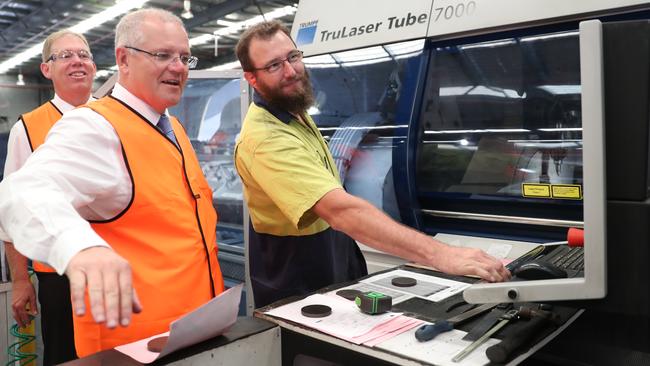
left=296, top=20, right=318, bottom=46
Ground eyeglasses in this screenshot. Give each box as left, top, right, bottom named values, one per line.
left=47, top=49, right=93, bottom=63
left=250, top=50, right=304, bottom=74
left=125, top=46, right=198, bottom=69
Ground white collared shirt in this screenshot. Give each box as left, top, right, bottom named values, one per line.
left=4, top=94, right=80, bottom=177
left=0, top=83, right=171, bottom=273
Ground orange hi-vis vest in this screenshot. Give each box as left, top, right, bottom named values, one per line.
left=75, top=96, right=224, bottom=356
left=20, top=101, right=63, bottom=273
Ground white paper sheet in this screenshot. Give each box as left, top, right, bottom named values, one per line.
left=359, top=269, right=471, bottom=302
left=115, top=284, right=242, bottom=364
left=375, top=327, right=499, bottom=366
left=265, top=293, right=427, bottom=345
left=265, top=293, right=398, bottom=339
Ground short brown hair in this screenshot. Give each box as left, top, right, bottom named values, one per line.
left=42, top=30, right=90, bottom=63
left=235, top=20, right=292, bottom=71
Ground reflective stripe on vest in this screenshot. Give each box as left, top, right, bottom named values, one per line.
left=21, top=101, right=62, bottom=273
left=73, top=96, right=224, bottom=356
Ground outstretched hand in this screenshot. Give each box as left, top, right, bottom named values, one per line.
left=65, top=247, right=142, bottom=328
left=433, top=245, right=511, bottom=282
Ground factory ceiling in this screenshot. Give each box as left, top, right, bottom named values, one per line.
left=0, top=0, right=298, bottom=82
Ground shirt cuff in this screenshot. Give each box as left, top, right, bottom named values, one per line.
left=50, top=225, right=110, bottom=275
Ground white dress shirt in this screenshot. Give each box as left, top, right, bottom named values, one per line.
left=5, top=95, right=74, bottom=177
left=0, top=83, right=171, bottom=274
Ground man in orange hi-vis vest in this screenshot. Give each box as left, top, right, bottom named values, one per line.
left=3, top=29, right=96, bottom=365
left=0, top=8, right=224, bottom=357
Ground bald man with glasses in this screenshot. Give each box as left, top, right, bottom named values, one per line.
left=0, top=8, right=224, bottom=357
left=3, top=29, right=95, bottom=366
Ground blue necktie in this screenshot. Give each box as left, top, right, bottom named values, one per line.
left=157, top=114, right=179, bottom=148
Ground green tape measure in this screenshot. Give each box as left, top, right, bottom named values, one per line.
left=355, top=291, right=392, bottom=315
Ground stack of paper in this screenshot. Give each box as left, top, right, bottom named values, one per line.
left=264, top=293, right=423, bottom=346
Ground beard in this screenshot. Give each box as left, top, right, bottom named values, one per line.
left=256, top=69, right=315, bottom=115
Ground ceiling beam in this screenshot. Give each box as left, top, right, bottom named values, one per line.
left=0, top=0, right=15, bottom=13
left=183, top=0, right=287, bottom=28
left=91, top=0, right=281, bottom=67
left=183, top=0, right=256, bottom=29
left=0, top=0, right=80, bottom=49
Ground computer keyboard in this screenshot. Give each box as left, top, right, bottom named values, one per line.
left=543, top=246, right=584, bottom=272
left=507, top=244, right=584, bottom=278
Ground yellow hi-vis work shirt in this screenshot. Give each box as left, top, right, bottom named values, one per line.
left=235, top=101, right=342, bottom=236
left=235, top=94, right=367, bottom=308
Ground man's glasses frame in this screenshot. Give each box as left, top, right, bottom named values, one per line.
left=249, top=50, right=304, bottom=74
left=47, top=49, right=94, bottom=63
left=125, top=46, right=198, bottom=69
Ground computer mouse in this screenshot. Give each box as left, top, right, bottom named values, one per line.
left=514, top=260, right=568, bottom=280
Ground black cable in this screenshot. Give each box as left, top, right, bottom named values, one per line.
left=252, top=0, right=267, bottom=22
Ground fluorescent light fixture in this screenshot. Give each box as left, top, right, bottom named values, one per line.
left=303, top=55, right=337, bottom=64
left=216, top=19, right=238, bottom=27
left=521, top=31, right=578, bottom=42
left=423, top=142, right=478, bottom=150
left=332, top=58, right=391, bottom=67
left=205, top=60, right=241, bottom=71
left=330, top=47, right=393, bottom=67
left=0, top=43, right=42, bottom=75
left=333, top=46, right=389, bottom=63
left=472, top=86, right=522, bottom=98
left=484, top=129, right=530, bottom=133
left=96, top=65, right=118, bottom=78
left=425, top=128, right=530, bottom=134
left=0, top=0, right=148, bottom=74
left=423, top=139, right=472, bottom=144
left=537, top=128, right=583, bottom=132
left=190, top=5, right=297, bottom=47
left=181, top=0, right=193, bottom=19
left=508, top=139, right=582, bottom=144
left=511, top=141, right=581, bottom=148
left=537, top=84, right=581, bottom=95
left=303, top=54, right=340, bottom=69
left=469, top=85, right=521, bottom=98
left=303, top=54, right=337, bottom=64
left=318, top=125, right=408, bottom=132
left=459, top=39, right=516, bottom=50
left=385, top=39, right=425, bottom=55
left=70, top=0, right=147, bottom=34
left=439, top=85, right=525, bottom=98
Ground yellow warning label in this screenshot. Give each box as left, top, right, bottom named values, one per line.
left=551, top=185, right=582, bottom=200
left=522, top=183, right=551, bottom=198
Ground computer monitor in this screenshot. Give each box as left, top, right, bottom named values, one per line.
left=465, top=19, right=650, bottom=317
left=301, top=14, right=650, bottom=315
left=462, top=19, right=607, bottom=304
